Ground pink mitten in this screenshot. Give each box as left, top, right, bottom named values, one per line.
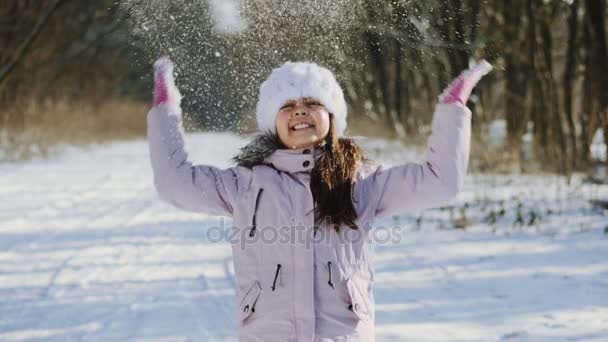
left=439, top=60, right=493, bottom=105
left=153, top=56, right=182, bottom=107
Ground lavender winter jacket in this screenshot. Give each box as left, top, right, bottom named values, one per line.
left=147, top=101, right=471, bottom=341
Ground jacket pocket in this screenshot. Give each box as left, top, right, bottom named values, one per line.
left=239, top=280, right=262, bottom=323
left=346, top=277, right=372, bottom=323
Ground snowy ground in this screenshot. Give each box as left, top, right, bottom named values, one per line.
left=1, top=132, right=607, bottom=342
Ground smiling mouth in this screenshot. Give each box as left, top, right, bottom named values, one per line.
left=290, top=123, right=315, bottom=131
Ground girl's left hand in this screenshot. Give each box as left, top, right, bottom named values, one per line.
left=439, top=60, right=493, bottom=105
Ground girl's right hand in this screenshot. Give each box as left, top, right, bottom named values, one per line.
left=153, top=56, right=182, bottom=107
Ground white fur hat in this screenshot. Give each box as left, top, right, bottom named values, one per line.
left=255, top=62, right=348, bottom=136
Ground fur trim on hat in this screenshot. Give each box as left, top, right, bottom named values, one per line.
left=255, top=62, right=348, bottom=136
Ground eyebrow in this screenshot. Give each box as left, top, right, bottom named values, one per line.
left=280, top=102, right=296, bottom=110
left=279, top=99, right=322, bottom=110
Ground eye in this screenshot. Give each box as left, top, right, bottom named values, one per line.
left=306, top=101, right=322, bottom=107
left=279, top=101, right=296, bottom=111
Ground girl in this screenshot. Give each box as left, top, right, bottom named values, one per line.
left=148, top=57, right=491, bottom=341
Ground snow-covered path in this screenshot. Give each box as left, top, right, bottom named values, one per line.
left=1, top=133, right=607, bottom=341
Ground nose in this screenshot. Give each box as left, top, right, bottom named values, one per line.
left=292, top=104, right=309, bottom=117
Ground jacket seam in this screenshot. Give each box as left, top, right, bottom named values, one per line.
left=291, top=218, right=298, bottom=339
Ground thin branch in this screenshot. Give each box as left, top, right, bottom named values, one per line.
left=0, top=0, right=65, bottom=84
left=45, top=18, right=124, bottom=88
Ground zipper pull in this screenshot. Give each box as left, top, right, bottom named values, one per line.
left=327, top=261, right=335, bottom=289
left=249, top=188, right=264, bottom=237
left=271, top=264, right=282, bottom=291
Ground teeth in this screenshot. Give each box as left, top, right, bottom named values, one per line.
left=292, top=123, right=312, bottom=130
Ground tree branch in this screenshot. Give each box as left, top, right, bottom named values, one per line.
left=0, top=0, right=65, bottom=84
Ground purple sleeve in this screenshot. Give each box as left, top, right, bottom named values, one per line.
left=147, top=103, right=250, bottom=216
left=361, top=103, right=471, bottom=218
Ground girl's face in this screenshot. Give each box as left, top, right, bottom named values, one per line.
left=275, top=97, right=330, bottom=149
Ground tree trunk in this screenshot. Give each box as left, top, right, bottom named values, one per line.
left=363, top=0, right=396, bottom=133
left=527, top=0, right=549, bottom=168
left=584, top=0, right=607, bottom=109
left=538, top=3, right=569, bottom=174
left=584, top=0, right=608, bottom=164
left=503, top=1, right=527, bottom=160
left=563, top=0, right=580, bottom=169
left=580, top=23, right=595, bottom=165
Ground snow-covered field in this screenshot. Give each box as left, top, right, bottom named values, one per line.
left=1, top=132, right=607, bottom=341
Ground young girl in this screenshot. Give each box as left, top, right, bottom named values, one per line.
left=148, top=57, right=491, bottom=341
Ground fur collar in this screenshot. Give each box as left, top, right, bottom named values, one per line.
left=232, top=132, right=285, bottom=168
left=233, top=132, right=373, bottom=177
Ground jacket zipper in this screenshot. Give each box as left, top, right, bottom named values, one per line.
left=327, top=261, right=335, bottom=289
left=249, top=188, right=264, bottom=237
left=271, top=263, right=282, bottom=291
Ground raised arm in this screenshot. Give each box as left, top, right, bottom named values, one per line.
left=360, top=60, right=492, bottom=218
left=148, top=57, right=250, bottom=216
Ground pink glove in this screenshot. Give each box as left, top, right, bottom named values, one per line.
left=439, top=60, right=493, bottom=105
left=153, top=56, right=182, bottom=107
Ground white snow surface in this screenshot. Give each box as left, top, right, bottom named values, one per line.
left=1, top=132, right=607, bottom=341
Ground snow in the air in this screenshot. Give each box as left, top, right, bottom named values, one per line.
left=209, top=0, right=247, bottom=33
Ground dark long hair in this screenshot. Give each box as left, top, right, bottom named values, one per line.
left=311, top=114, right=367, bottom=231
